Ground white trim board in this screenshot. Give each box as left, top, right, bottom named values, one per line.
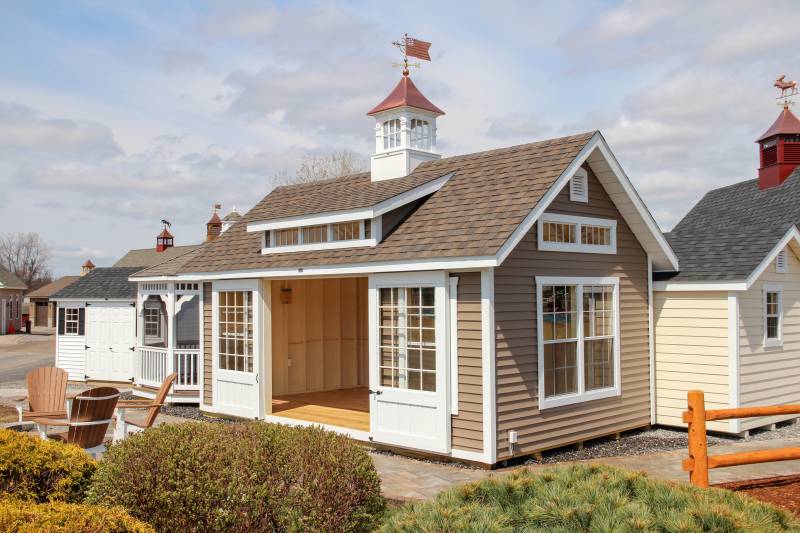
left=728, top=291, right=741, bottom=435
left=246, top=172, right=454, bottom=232
left=480, top=268, right=497, bottom=464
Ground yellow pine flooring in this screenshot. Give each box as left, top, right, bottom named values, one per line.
left=271, top=387, right=370, bottom=431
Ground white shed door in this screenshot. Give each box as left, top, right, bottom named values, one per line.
left=212, top=283, right=262, bottom=419
left=369, top=273, right=449, bottom=453
left=85, top=302, right=136, bottom=382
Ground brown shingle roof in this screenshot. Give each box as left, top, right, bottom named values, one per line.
left=26, top=276, right=80, bottom=299
left=179, top=132, right=595, bottom=275
left=0, top=266, right=27, bottom=290
left=113, top=245, right=199, bottom=268
left=132, top=246, right=207, bottom=278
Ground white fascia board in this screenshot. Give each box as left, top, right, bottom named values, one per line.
left=245, top=172, right=453, bottom=233
left=164, top=256, right=498, bottom=281
left=495, top=132, right=678, bottom=271
left=54, top=298, right=135, bottom=303
left=261, top=239, right=377, bottom=255
left=652, top=281, right=748, bottom=292
left=745, top=226, right=800, bottom=288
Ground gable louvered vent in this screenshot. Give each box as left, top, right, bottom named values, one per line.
left=570, top=168, right=588, bottom=203
left=776, top=249, right=788, bottom=273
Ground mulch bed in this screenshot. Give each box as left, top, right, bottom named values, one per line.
left=716, top=475, right=800, bottom=516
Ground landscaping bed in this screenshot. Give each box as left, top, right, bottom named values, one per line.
left=717, top=474, right=800, bottom=517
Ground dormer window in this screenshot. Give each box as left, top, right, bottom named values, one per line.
left=410, top=119, right=431, bottom=150
left=302, top=225, right=328, bottom=244
left=274, top=228, right=299, bottom=246
left=261, top=219, right=379, bottom=255
left=383, top=119, right=401, bottom=150
left=332, top=221, right=360, bottom=241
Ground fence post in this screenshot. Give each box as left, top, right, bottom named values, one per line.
left=687, top=390, right=709, bottom=487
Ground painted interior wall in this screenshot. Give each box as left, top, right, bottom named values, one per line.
left=654, top=290, right=732, bottom=432
left=494, top=167, right=650, bottom=460
left=271, top=278, right=368, bottom=396
left=451, top=272, right=484, bottom=453
left=739, top=243, right=800, bottom=431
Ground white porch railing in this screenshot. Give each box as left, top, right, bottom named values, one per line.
left=136, top=347, right=200, bottom=392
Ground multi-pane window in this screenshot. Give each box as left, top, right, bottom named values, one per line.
left=302, top=225, right=328, bottom=244
left=383, top=119, right=401, bottom=149
left=539, top=280, right=618, bottom=407
left=65, top=308, right=79, bottom=335
left=581, top=225, right=611, bottom=246
left=275, top=228, right=299, bottom=246
left=542, top=222, right=577, bottom=244
left=218, top=291, right=253, bottom=372
left=144, top=307, right=161, bottom=337
left=332, top=221, right=360, bottom=241
left=765, top=289, right=782, bottom=345
left=410, top=119, right=431, bottom=150
left=379, top=287, right=436, bottom=392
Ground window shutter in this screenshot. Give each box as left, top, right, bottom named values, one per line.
left=776, top=250, right=788, bottom=273
left=570, top=168, right=588, bottom=203
left=78, top=308, right=86, bottom=336
left=58, top=308, right=65, bottom=335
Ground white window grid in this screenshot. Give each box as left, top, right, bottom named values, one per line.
left=410, top=119, right=431, bottom=150
left=583, top=286, right=615, bottom=391
left=765, top=287, right=783, bottom=346
left=542, top=222, right=577, bottom=244
left=541, top=285, right=578, bottom=398
left=538, top=214, right=617, bottom=254
left=218, top=291, right=253, bottom=373
left=265, top=220, right=370, bottom=249
left=65, top=308, right=79, bottom=335
left=383, top=119, right=401, bottom=149
left=274, top=228, right=299, bottom=246
left=143, top=307, right=161, bottom=337
left=378, top=286, right=436, bottom=392
left=332, top=221, right=360, bottom=241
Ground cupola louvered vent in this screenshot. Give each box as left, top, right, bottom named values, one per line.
left=570, top=168, right=588, bottom=203
left=776, top=249, right=788, bottom=273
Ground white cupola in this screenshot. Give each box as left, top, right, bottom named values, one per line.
left=367, top=73, right=444, bottom=181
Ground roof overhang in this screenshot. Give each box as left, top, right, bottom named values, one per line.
left=53, top=298, right=135, bottom=303
left=245, top=172, right=454, bottom=233
left=495, top=132, right=679, bottom=272
left=653, top=225, right=800, bottom=292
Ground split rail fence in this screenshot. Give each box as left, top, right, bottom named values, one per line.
left=683, top=390, right=800, bottom=487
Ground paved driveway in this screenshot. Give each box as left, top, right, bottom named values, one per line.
left=0, top=332, right=56, bottom=389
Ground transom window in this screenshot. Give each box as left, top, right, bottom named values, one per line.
left=383, top=119, right=401, bottom=150
left=410, top=119, right=431, bottom=150
left=302, top=225, right=328, bottom=244
left=275, top=228, right=299, bottom=246
left=379, top=287, right=436, bottom=392
left=332, top=221, right=360, bottom=241
left=537, top=277, right=619, bottom=409
left=263, top=219, right=373, bottom=253
left=765, top=286, right=783, bottom=347
left=538, top=214, right=616, bottom=254
left=65, top=308, right=79, bottom=335
left=218, top=291, right=253, bottom=372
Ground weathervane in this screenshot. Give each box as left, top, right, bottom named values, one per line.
left=775, top=74, right=798, bottom=109
left=392, top=33, right=432, bottom=76
left=160, top=219, right=172, bottom=229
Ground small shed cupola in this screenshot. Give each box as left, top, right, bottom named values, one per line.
left=206, top=204, right=223, bottom=242
left=156, top=226, right=174, bottom=252
left=757, top=103, right=800, bottom=189
left=367, top=72, right=444, bottom=181
left=80, top=259, right=95, bottom=276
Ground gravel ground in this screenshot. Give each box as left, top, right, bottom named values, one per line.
left=119, top=393, right=234, bottom=424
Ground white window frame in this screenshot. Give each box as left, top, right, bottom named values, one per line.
left=143, top=306, right=161, bottom=339
left=537, top=213, right=617, bottom=255
left=570, top=167, right=588, bottom=203
left=776, top=249, right=788, bottom=273
left=64, top=307, right=80, bottom=336
left=262, top=219, right=377, bottom=254
left=764, top=284, right=783, bottom=348
left=535, top=276, right=621, bottom=409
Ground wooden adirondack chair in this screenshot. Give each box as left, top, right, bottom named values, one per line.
left=32, top=387, right=120, bottom=457
left=13, top=367, right=69, bottom=423
left=113, top=373, right=177, bottom=442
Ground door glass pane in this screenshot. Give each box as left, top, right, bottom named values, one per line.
left=217, top=290, right=253, bottom=372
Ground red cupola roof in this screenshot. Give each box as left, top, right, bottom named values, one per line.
left=82, top=259, right=95, bottom=269
left=367, top=74, right=444, bottom=116
left=207, top=212, right=221, bottom=224
left=757, top=104, right=800, bottom=142
left=158, top=228, right=174, bottom=239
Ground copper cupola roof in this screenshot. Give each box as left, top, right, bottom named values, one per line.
left=757, top=104, right=800, bottom=142
left=367, top=74, right=445, bottom=116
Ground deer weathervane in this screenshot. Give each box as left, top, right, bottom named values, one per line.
left=775, top=74, right=798, bottom=98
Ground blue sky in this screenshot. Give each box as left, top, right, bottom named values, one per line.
left=2, top=1, right=799, bottom=277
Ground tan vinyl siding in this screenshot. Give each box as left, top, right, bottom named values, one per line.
left=451, top=272, right=483, bottom=452
left=739, top=244, right=800, bottom=431
left=203, top=282, right=212, bottom=405
left=654, top=291, right=731, bottom=432
left=494, top=168, right=650, bottom=460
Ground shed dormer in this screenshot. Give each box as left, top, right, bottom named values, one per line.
left=367, top=73, right=444, bottom=181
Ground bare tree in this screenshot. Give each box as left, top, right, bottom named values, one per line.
left=272, top=150, right=367, bottom=186
left=0, top=233, right=52, bottom=288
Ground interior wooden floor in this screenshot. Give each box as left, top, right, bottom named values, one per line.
left=271, top=387, right=369, bottom=431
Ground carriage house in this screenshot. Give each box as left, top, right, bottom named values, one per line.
left=129, top=72, right=678, bottom=466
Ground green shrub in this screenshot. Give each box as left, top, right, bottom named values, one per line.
left=0, top=498, right=154, bottom=533
left=0, top=428, right=96, bottom=503
left=87, top=421, right=385, bottom=532
left=382, top=464, right=800, bottom=532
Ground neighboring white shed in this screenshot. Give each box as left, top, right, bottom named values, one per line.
left=52, top=267, right=140, bottom=382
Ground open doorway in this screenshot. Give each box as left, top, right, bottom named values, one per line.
left=269, top=277, right=369, bottom=431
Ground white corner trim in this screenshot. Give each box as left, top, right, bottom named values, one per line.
left=647, top=256, right=656, bottom=426
left=536, top=213, right=617, bottom=255
left=728, top=291, right=741, bottom=434
left=746, top=226, right=800, bottom=288
left=480, top=268, right=496, bottom=464
left=245, top=172, right=453, bottom=233
left=763, top=283, right=784, bottom=348
left=535, top=276, right=621, bottom=410
left=449, top=276, right=459, bottom=416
